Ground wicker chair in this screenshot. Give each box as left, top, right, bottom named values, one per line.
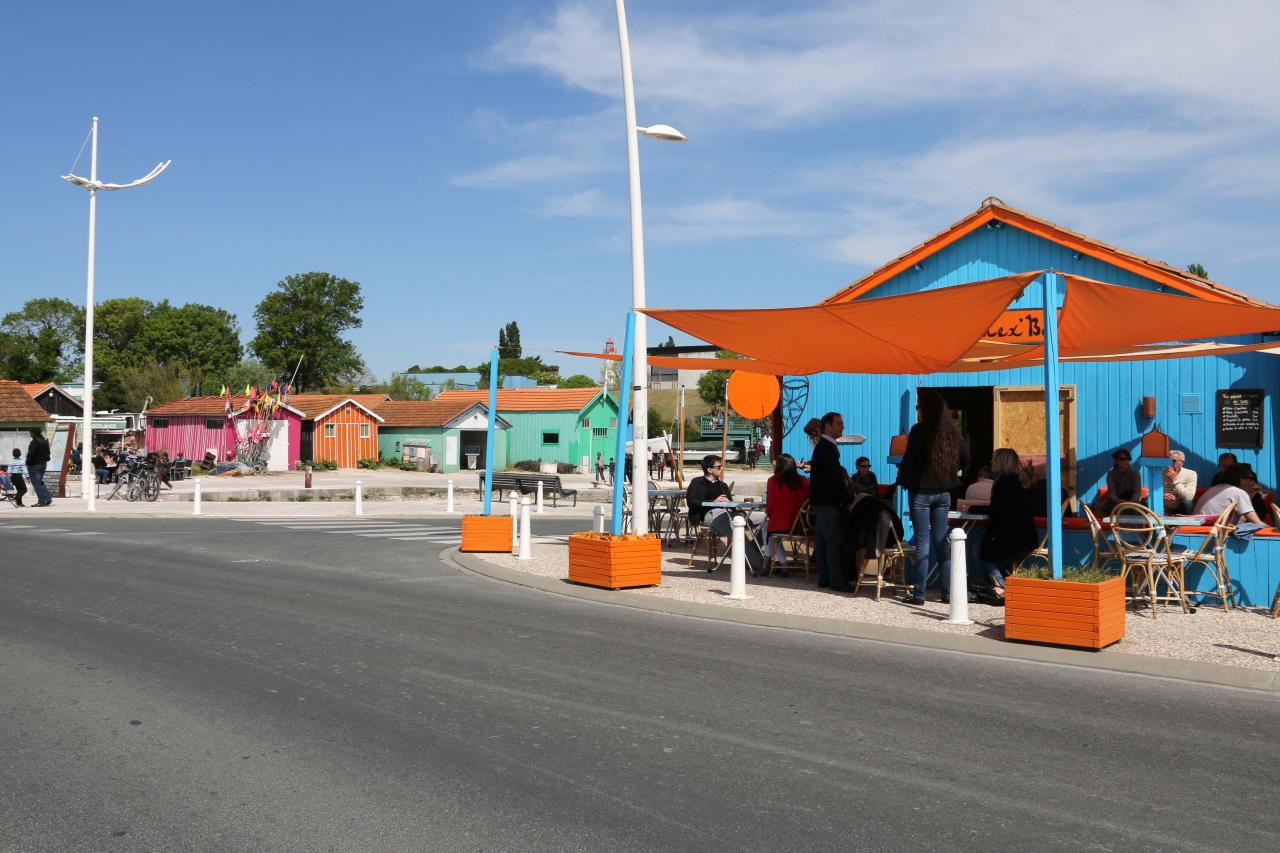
left=1178, top=506, right=1237, bottom=612
left=857, top=520, right=915, bottom=601
left=1081, top=503, right=1124, bottom=574
left=1109, top=501, right=1190, bottom=617
left=765, top=500, right=813, bottom=579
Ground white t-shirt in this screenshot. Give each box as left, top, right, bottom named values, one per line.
left=1193, top=484, right=1253, bottom=518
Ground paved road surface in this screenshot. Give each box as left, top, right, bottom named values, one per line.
left=2, top=515, right=1278, bottom=851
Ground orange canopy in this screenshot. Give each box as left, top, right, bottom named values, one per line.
left=640, top=271, right=1040, bottom=375
left=557, top=350, right=814, bottom=375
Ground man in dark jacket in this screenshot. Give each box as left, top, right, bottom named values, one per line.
left=810, top=411, right=853, bottom=591
left=26, top=427, right=52, bottom=507
left=685, top=454, right=732, bottom=527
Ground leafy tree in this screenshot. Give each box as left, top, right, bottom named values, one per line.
left=211, top=359, right=278, bottom=394
left=380, top=372, right=433, bottom=400
left=1187, top=262, right=1209, bottom=278
left=405, top=363, right=423, bottom=374
left=105, top=357, right=186, bottom=411
left=135, top=302, right=242, bottom=394
left=696, top=350, right=744, bottom=405
left=557, top=373, right=597, bottom=389
left=498, top=321, right=522, bottom=359
left=250, top=272, right=365, bottom=391
left=656, top=335, right=677, bottom=351
left=94, top=297, right=154, bottom=376
left=1, top=298, right=84, bottom=382
left=647, top=406, right=666, bottom=437
left=476, top=355, right=559, bottom=387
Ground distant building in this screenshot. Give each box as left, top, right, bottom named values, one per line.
left=401, top=372, right=537, bottom=396
left=374, top=398, right=511, bottom=472
left=22, top=382, right=83, bottom=418
left=145, top=395, right=303, bottom=471
left=646, top=344, right=721, bottom=390
left=434, top=387, right=618, bottom=468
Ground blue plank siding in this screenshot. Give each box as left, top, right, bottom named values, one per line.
left=787, top=222, right=1280, bottom=603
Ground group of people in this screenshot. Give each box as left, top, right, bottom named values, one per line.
left=0, top=428, right=53, bottom=508
left=1092, top=447, right=1270, bottom=525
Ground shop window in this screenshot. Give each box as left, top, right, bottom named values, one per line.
left=151, top=418, right=168, bottom=428
left=359, top=423, right=371, bottom=439
left=324, top=423, right=336, bottom=439
left=542, top=432, right=559, bottom=444
left=205, top=418, right=221, bottom=431
left=593, top=427, right=608, bottom=437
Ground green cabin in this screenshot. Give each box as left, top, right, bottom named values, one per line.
left=373, top=399, right=510, bottom=473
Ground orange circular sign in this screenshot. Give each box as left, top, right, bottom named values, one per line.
left=726, top=371, right=781, bottom=420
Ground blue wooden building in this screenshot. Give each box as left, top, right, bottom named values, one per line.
left=779, top=198, right=1280, bottom=604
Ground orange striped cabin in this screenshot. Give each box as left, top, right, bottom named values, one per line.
left=292, top=394, right=387, bottom=468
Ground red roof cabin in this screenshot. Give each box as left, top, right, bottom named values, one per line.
left=145, top=395, right=303, bottom=471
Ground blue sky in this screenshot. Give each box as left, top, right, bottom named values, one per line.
left=4, top=1, right=1279, bottom=382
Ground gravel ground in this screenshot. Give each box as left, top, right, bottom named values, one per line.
left=478, top=536, right=1280, bottom=673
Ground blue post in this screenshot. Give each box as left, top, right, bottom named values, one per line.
left=483, top=346, right=499, bottom=516
left=1041, top=272, right=1065, bottom=578
left=611, top=313, right=636, bottom=535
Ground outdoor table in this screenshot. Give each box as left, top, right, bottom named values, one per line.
left=947, top=511, right=990, bottom=533
left=1103, top=515, right=1208, bottom=528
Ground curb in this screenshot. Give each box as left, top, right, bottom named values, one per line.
left=443, top=548, right=1280, bottom=694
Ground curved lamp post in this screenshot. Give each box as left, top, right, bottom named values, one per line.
left=62, top=116, right=170, bottom=511
left=615, top=0, right=685, bottom=534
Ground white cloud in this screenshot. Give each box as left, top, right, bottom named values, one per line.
left=649, top=197, right=819, bottom=244
left=452, top=108, right=619, bottom=188
left=542, top=188, right=622, bottom=217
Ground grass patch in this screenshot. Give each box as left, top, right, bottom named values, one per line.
left=294, top=493, right=312, bottom=502
left=1011, top=565, right=1113, bottom=583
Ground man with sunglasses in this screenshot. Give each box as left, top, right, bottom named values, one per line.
left=686, top=454, right=732, bottom=528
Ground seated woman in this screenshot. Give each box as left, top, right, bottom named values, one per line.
left=1092, top=448, right=1140, bottom=517
left=765, top=454, right=809, bottom=565
left=975, top=449, right=1039, bottom=601
left=1193, top=463, right=1264, bottom=524
left=848, top=456, right=879, bottom=498
left=963, top=464, right=995, bottom=505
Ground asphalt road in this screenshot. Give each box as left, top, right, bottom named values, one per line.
left=2, top=514, right=1278, bottom=852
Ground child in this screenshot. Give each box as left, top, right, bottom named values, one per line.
left=7, top=448, right=28, bottom=507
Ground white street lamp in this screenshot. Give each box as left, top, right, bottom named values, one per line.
left=615, top=0, right=686, bottom=535
left=62, top=116, right=170, bottom=512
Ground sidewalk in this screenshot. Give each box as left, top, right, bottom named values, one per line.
left=453, top=536, right=1280, bottom=691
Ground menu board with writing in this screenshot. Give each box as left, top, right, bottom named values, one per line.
left=1216, top=389, right=1265, bottom=449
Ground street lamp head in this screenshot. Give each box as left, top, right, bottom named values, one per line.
left=636, top=124, right=687, bottom=142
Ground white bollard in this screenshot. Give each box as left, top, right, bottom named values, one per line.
left=946, top=527, right=973, bottom=625
left=355, top=479, right=363, bottom=516
left=728, top=515, right=749, bottom=600
left=518, top=497, right=532, bottom=561
left=446, top=479, right=454, bottom=513
left=592, top=505, right=606, bottom=533
left=193, top=479, right=202, bottom=516
left=510, top=494, right=519, bottom=553
left=536, top=480, right=545, bottom=514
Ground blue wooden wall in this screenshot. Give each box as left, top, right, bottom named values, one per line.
left=785, top=222, right=1280, bottom=602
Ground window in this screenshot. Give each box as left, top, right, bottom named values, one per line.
left=609, top=418, right=617, bottom=428
left=150, top=418, right=168, bottom=428
left=542, top=432, right=560, bottom=445
left=205, top=418, right=222, bottom=431
left=593, top=427, right=608, bottom=437
left=324, top=423, right=336, bottom=439
left=359, top=423, right=371, bottom=439
left=580, top=417, right=590, bottom=429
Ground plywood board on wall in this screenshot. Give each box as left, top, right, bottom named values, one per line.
left=994, top=386, right=1077, bottom=492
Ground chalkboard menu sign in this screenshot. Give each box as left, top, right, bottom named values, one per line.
left=1216, top=389, right=1265, bottom=449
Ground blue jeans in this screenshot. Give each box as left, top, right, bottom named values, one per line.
left=909, top=490, right=951, bottom=600
left=812, top=504, right=844, bottom=586
left=27, top=463, right=50, bottom=505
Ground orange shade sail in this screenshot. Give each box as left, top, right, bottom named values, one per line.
left=557, top=351, right=813, bottom=376
left=641, top=272, right=1041, bottom=375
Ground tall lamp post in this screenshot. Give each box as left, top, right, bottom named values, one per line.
left=615, top=0, right=686, bottom=535
left=62, top=116, right=170, bottom=512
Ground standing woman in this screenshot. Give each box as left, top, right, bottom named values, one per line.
left=896, top=390, right=964, bottom=604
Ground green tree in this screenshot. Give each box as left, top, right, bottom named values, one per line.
left=106, top=357, right=186, bottom=411
left=93, top=297, right=154, bottom=377
left=696, top=350, right=743, bottom=405
left=476, top=355, right=559, bottom=387
left=1187, top=262, right=1209, bottom=278
left=210, top=358, right=278, bottom=394
left=498, top=321, right=522, bottom=359
left=1, top=298, right=84, bottom=382
left=557, top=373, right=597, bottom=388
left=135, top=302, right=242, bottom=394
left=250, top=272, right=365, bottom=391
left=656, top=335, right=677, bottom=351
left=380, top=372, right=433, bottom=400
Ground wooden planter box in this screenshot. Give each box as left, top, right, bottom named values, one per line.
left=1004, top=575, right=1125, bottom=650
left=568, top=533, right=662, bottom=590
left=460, top=514, right=513, bottom=552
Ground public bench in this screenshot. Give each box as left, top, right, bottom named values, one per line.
left=478, top=472, right=578, bottom=507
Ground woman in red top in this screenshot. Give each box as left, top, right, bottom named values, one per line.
left=766, top=454, right=810, bottom=566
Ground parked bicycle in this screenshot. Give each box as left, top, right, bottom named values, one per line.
left=105, top=455, right=161, bottom=502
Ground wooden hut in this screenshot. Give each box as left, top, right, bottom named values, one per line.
left=0, top=379, right=52, bottom=460
left=374, top=398, right=511, bottom=472
left=290, top=394, right=387, bottom=468
left=145, top=395, right=303, bottom=471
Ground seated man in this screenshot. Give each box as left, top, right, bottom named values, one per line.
left=848, top=456, right=879, bottom=499
left=1163, top=450, right=1198, bottom=515
left=1092, top=448, right=1140, bottom=517
left=1193, top=463, right=1263, bottom=524
left=685, top=454, right=731, bottom=528
left=1210, top=452, right=1237, bottom=487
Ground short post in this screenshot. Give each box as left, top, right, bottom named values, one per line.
left=946, top=527, right=973, bottom=625
left=446, top=479, right=454, bottom=513
left=592, top=504, right=606, bottom=533
left=304, top=465, right=312, bottom=489
left=536, top=480, right=545, bottom=514
left=193, top=478, right=202, bottom=515
left=355, top=479, right=363, bottom=516
left=518, top=496, right=532, bottom=561
left=510, top=494, right=519, bottom=553
left=728, top=515, right=749, bottom=600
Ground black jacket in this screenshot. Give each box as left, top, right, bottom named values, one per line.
left=26, top=435, right=50, bottom=467
left=896, top=422, right=965, bottom=493
left=979, top=475, right=1039, bottom=563
left=686, top=475, right=731, bottom=526
left=809, top=437, right=847, bottom=506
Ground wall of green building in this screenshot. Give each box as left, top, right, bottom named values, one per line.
left=500, top=394, right=619, bottom=469
left=378, top=426, right=507, bottom=473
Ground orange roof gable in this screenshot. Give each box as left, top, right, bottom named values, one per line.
left=434, top=387, right=606, bottom=413
left=375, top=398, right=478, bottom=427
left=289, top=393, right=389, bottom=419
left=823, top=198, right=1262, bottom=306
left=0, top=380, right=52, bottom=423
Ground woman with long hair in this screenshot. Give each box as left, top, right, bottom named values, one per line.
left=765, top=453, right=810, bottom=566
left=896, top=390, right=964, bottom=604
left=976, top=448, right=1038, bottom=601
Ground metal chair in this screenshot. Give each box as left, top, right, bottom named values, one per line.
left=765, top=500, right=813, bottom=579
left=1109, top=502, right=1189, bottom=617
left=1178, top=506, right=1237, bottom=612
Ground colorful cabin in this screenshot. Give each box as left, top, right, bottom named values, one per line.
left=290, top=394, right=388, bottom=469
left=0, top=379, right=52, bottom=456
left=145, top=395, right=303, bottom=471
left=374, top=398, right=511, bottom=472
left=22, top=382, right=83, bottom=418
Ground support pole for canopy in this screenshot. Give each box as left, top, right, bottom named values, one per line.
left=611, top=312, right=636, bottom=535
left=483, top=347, right=498, bottom=516
left=1041, top=272, right=1065, bottom=578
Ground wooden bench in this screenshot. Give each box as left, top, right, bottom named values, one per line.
left=478, top=472, right=578, bottom=507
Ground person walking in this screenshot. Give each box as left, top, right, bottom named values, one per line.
left=7, top=448, right=28, bottom=507
left=594, top=452, right=606, bottom=486
left=810, top=411, right=853, bottom=592
left=896, top=391, right=966, bottom=604
left=25, top=427, right=52, bottom=507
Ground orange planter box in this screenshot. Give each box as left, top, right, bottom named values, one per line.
left=1004, top=575, right=1125, bottom=650
left=568, top=533, right=662, bottom=590
left=460, top=514, right=513, bottom=552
